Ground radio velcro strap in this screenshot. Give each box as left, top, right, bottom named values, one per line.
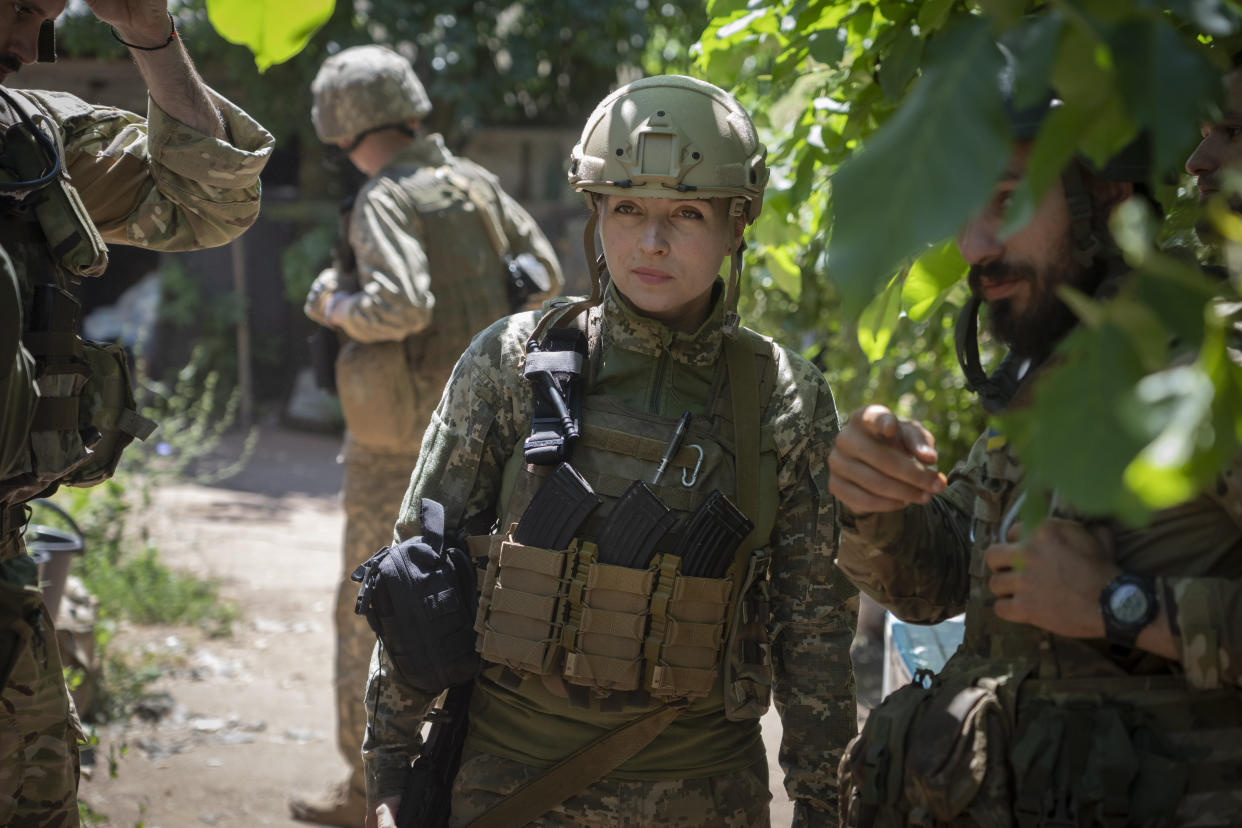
left=523, top=325, right=589, bottom=465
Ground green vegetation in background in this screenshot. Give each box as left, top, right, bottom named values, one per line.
left=695, top=0, right=1242, bottom=524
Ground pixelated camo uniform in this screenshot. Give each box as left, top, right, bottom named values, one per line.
left=0, top=87, right=272, bottom=827
left=364, top=283, right=857, bottom=827
left=331, top=131, right=563, bottom=798
left=836, top=425, right=1242, bottom=826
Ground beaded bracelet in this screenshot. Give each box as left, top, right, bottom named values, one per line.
left=110, top=11, right=177, bottom=51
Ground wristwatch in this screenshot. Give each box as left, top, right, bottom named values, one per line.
left=1099, top=572, right=1158, bottom=649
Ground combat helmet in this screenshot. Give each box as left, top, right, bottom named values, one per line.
left=311, top=45, right=431, bottom=148
left=555, top=75, right=769, bottom=336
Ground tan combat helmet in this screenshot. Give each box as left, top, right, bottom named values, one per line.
left=554, top=75, right=769, bottom=336
left=569, top=75, right=768, bottom=222
left=311, top=45, right=432, bottom=147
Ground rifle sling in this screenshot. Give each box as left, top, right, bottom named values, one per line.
left=464, top=701, right=686, bottom=828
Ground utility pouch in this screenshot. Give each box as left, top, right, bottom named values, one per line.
left=352, top=498, right=479, bottom=694
left=62, top=341, right=155, bottom=488
left=648, top=564, right=730, bottom=701
left=335, top=339, right=422, bottom=453
left=0, top=94, right=107, bottom=277
left=563, top=548, right=656, bottom=694
left=722, top=549, right=773, bottom=720
left=474, top=536, right=572, bottom=677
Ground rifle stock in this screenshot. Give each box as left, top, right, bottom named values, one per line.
left=396, top=683, right=474, bottom=828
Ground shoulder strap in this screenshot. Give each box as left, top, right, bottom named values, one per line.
left=444, top=164, right=511, bottom=260
left=464, top=701, right=686, bottom=828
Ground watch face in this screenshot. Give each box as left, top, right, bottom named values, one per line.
left=1109, top=583, right=1150, bottom=625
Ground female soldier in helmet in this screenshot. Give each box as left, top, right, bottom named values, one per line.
left=363, top=75, right=855, bottom=827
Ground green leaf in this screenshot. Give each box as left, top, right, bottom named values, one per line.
left=764, top=246, right=804, bottom=299
left=1004, top=11, right=1065, bottom=109
left=707, top=0, right=752, bottom=17
left=1121, top=364, right=1215, bottom=508
left=807, top=28, right=846, bottom=65
left=1002, top=321, right=1151, bottom=522
left=857, top=270, right=906, bottom=362
left=1002, top=102, right=1091, bottom=238
left=206, top=0, right=335, bottom=72
left=828, top=15, right=1010, bottom=315
left=903, top=241, right=967, bottom=321
left=916, top=0, right=956, bottom=33
left=879, top=25, right=924, bottom=102
left=1111, top=19, right=1217, bottom=181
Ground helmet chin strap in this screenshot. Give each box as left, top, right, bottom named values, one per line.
left=528, top=201, right=606, bottom=347
left=722, top=240, right=746, bottom=337
left=954, top=294, right=1029, bottom=414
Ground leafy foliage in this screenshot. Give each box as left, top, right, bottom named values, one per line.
left=695, top=1, right=1242, bottom=518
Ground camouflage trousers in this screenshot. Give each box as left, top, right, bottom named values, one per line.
left=448, top=749, right=772, bottom=827
left=336, top=446, right=419, bottom=799
left=0, top=534, right=80, bottom=827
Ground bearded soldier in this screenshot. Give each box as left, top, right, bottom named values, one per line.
left=830, top=50, right=1242, bottom=827
left=292, top=45, right=563, bottom=826
left=0, top=1, right=273, bottom=825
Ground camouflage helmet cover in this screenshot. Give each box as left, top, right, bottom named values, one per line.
left=311, top=45, right=432, bottom=144
left=568, top=75, right=769, bottom=223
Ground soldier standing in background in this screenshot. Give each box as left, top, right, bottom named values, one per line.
left=292, top=44, right=562, bottom=826
left=0, top=1, right=273, bottom=824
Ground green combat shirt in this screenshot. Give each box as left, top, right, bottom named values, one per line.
left=363, top=283, right=858, bottom=818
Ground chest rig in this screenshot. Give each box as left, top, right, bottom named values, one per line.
left=472, top=300, right=781, bottom=721
left=0, top=88, right=154, bottom=529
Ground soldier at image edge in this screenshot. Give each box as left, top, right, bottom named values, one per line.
left=829, top=43, right=1242, bottom=826
left=363, top=74, right=857, bottom=827
left=291, top=43, right=563, bottom=827
left=0, top=1, right=273, bottom=825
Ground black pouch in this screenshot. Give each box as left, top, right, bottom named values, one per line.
left=352, top=498, right=480, bottom=694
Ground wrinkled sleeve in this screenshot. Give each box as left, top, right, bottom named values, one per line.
left=333, top=181, right=436, bottom=343
left=44, top=88, right=272, bottom=251
left=1162, top=574, right=1242, bottom=690
left=833, top=433, right=981, bottom=625
left=498, top=187, right=563, bottom=300
left=765, top=351, right=856, bottom=825
left=362, top=314, right=532, bottom=801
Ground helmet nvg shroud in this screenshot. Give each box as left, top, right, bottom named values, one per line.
left=311, top=45, right=432, bottom=147
left=560, top=75, right=770, bottom=335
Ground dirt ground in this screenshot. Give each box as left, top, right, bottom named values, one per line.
left=76, top=425, right=795, bottom=827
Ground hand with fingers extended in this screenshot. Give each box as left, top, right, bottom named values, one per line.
left=828, top=405, right=948, bottom=516
left=984, top=519, right=1118, bottom=639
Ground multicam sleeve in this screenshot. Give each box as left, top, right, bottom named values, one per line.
left=833, top=433, right=981, bottom=624
left=1161, top=574, right=1242, bottom=690
left=766, top=352, right=856, bottom=825
left=37, top=88, right=273, bottom=251
left=332, top=181, right=437, bottom=344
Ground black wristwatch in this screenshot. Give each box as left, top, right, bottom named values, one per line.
left=1099, top=572, right=1158, bottom=649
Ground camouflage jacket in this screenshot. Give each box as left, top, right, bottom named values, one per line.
left=836, top=430, right=1242, bottom=691
left=363, top=283, right=857, bottom=820
left=326, top=133, right=562, bottom=456
left=11, top=87, right=272, bottom=253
